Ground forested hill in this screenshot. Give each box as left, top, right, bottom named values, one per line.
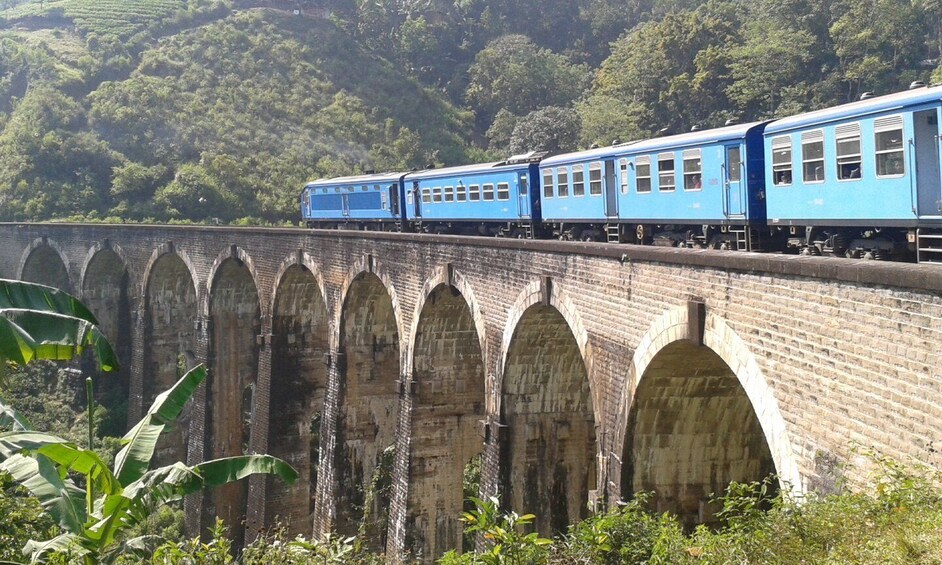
left=1, top=0, right=941, bottom=224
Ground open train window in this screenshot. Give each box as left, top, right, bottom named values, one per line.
left=772, top=136, right=792, bottom=185
left=444, top=185, right=455, bottom=202
left=543, top=170, right=554, bottom=198
left=422, top=187, right=432, bottom=203
left=433, top=186, right=443, bottom=203
left=801, top=130, right=825, bottom=183
left=835, top=123, right=862, bottom=181
left=589, top=162, right=603, bottom=196
left=483, top=183, right=495, bottom=201
left=619, top=159, right=629, bottom=194
left=497, top=182, right=510, bottom=200
left=456, top=183, right=467, bottom=202
left=572, top=165, right=585, bottom=196
left=683, top=149, right=702, bottom=190
left=636, top=157, right=651, bottom=193
left=658, top=153, right=675, bottom=191
left=469, top=184, right=481, bottom=201
left=875, top=115, right=905, bottom=178
left=557, top=167, right=569, bottom=198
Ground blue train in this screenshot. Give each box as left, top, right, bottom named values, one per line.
left=301, top=83, right=942, bottom=262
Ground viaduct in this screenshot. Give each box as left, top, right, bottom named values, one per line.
left=0, top=223, right=940, bottom=560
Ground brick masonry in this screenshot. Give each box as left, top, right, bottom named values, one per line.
left=2, top=223, right=941, bottom=561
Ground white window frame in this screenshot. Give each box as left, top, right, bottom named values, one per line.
left=456, top=183, right=467, bottom=202
left=542, top=170, right=554, bottom=198
left=432, top=186, right=443, bottom=203
left=771, top=136, right=792, bottom=186
left=483, top=183, right=495, bottom=201
left=469, top=184, right=481, bottom=201
left=619, top=159, right=629, bottom=194
left=682, top=148, right=702, bottom=191
left=658, top=153, right=675, bottom=192
left=572, top=164, right=585, bottom=197
left=635, top=156, right=651, bottom=193
left=422, top=187, right=432, bottom=203
left=444, top=185, right=454, bottom=202
left=589, top=162, right=603, bottom=196
left=801, top=130, right=825, bottom=184
left=557, top=167, right=569, bottom=198
left=874, top=115, right=906, bottom=179
left=497, top=182, right=510, bottom=201
left=835, top=122, right=862, bottom=182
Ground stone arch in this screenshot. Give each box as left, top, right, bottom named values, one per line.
left=496, top=279, right=597, bottom=536
left=18, top=237, right=72, bottom=292
left=142, top=247, right=199, bottom=466
left=621, top=306, right=803, bottom=526
left=265, top=252, right=330, bottom=535
left=207, top=248, right=261, bottom=551
left=405, top=268, right=486, bottom=559
left=80, top=242, right=132, bottom=435
left=330, top=256, right=404, bottom=352
left=332, top=260, right=402, bottom=550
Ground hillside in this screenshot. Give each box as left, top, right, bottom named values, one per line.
left=0, top=0, right=474, bottom=223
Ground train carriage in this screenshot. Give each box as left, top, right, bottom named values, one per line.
left=540, top=122, right=769, bottom=248
left=301, top=172, right=406, bottom=230
left=403, top=153, right=544, bottom=237
left=764, top=83, right=942, bottom=260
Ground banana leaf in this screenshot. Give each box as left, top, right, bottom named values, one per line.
left=23, top=532, right=90, bottom=562
left=113, top=365, right=207, bottom=485
left=36, top=443, right=121, bottom=497
left=0, top=453, right=86, bottom=533
left=0, top=396, right=31, bottom=431
left=0, top=279, right=98, bottom=324
left=0, top=310, right=118, bottom=373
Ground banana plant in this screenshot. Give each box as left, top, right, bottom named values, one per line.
left=0, top=364, right=298, bottom=564
left=0, top=278, right=118, bottom=374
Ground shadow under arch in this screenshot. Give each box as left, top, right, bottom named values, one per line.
left=496, top=279, right=597, bottom=537
left=405, top=273, right=486, bottom=560
left=18, top=238, right=72, bottom=292
left=206, top=249, right=261, bottom=551
left=622, top=306, right=803, bottom=526
left=332, top=267, right=401, bottom=551
left=265, top=254, right=330, bottom=535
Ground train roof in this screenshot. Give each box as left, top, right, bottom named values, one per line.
left=766, top=84, right=942, bottom=134
left=541, top=121, right=766, bottom=167
left=305, top=171, right=407, bottom=187
left=404, top=159, right=533, bottom=181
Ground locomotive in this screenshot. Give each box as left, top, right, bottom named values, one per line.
left=301, top=83, right=942, bottom=262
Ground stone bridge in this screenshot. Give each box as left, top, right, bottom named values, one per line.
left=0, top=223, right=940, bottom=560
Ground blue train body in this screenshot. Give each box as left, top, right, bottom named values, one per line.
left=299, top=84, right=942, bottom=261
left=403, top=154, right=543, bottom=237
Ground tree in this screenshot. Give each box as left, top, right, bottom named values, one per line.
left=508, top=106, right=581, bottom=153
left=466, top=35, right=589, bottom=126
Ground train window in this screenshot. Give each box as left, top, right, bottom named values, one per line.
left=469, top=184, right=480, bottom=201
left=497, top=182, right=510, bottom=200
left=875, top=115, right=905, bottom=177
left=801, top=130, right=825, bottom=183
left=836, top=123, right=862, bottom=181
left=433, top=186, right=443, bottom=203
left=381, top=190, right=387, bottom=209
left=636, top=157, right=651, bottom=193
left=543, top=170, right=554, bottom=198
left=573, top=165, right=585, bottom=196
left=727, top=146, right=742, bottom=182
left=361, top=185, right=368, bottom=191
left=558, top=168, right=569, bottom=198
left=520, top=176, right=528, bottom=195
left=589, top=162, right=603, bottom=196
left=483, top=183, right=495, bottom=201
left=619, top=159, right=629, bottom=194
left=683, top=149, right=702, bottom=190
left=772, top=136, right=792, bottom=185
left=422, top=187, right=432, bottom=203
left=457, top=183, right=467, bottom=202
left=658, top=153, right=675, bottom=191
left=444, top=185, right=455, bottom=202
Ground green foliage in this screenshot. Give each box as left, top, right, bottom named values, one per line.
left=441, top=496, right=552, bottom=565
left=0, top=472, right=58, bottom=561
left=507, top=106, right=580, bottom=154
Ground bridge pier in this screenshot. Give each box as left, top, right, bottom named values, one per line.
left=3, top=224, right=941, bottom=561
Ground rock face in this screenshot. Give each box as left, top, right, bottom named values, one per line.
left=4, top=223, right=942, bottom=561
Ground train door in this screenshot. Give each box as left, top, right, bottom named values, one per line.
left=724, top=144, right=745, bottom=218
left=389, top=184, right=400, bottom=216
left=914, top=109, right=942, bottom=217
left=412, top=182, right=422, bottom=218
left=604, top=159, right=618, bottom=217
left=518, top=173, right=531, bottom=218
